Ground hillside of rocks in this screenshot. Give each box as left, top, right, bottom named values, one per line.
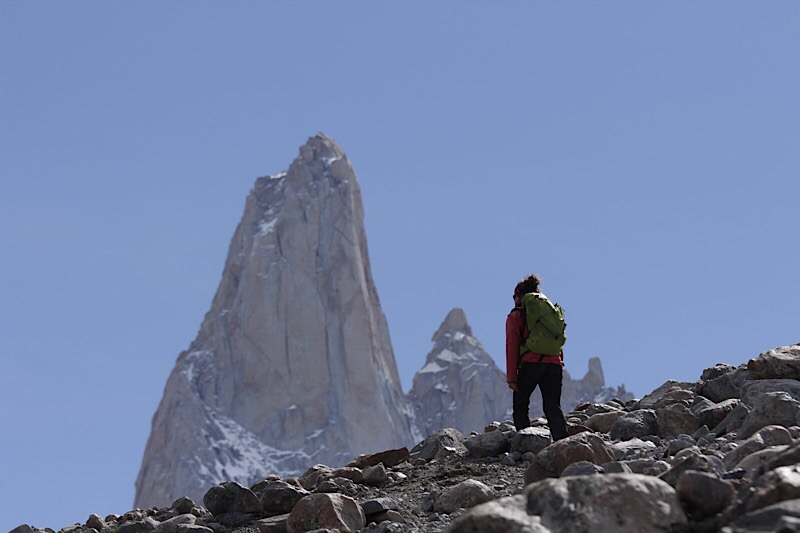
left=20, top=343, right=800, bottom=533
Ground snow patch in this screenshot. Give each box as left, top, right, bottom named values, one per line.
left=271, top=172, right=287, bottom=180
left=419, top=361, right=444, bottom=374
left=257, top=219, right=278, bottom=237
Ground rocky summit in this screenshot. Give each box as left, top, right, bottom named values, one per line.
left=134, top=134, right=418, bottom=509
left=19, top=343, right=800, bottom=533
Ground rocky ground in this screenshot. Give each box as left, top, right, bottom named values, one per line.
left=13, top=344, right=800, bottom=533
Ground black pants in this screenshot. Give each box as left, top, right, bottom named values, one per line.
left=513, top=362, right=569, bottom=440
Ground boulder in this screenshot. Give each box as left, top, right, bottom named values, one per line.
left=409, top=428, right=467, bottom=461
left=86, top=515, right=106, bottom=530
left=434, top=479, right=495, bottom=514
left=656, top=403, right=701, bottom=438
left=693, top=398, right=740, bottom=429
left=734, top=445, right=790, bottom=473
left=659, top=452, right=725, bottom=487
left=363, top=463, right=388, bottom=487
left=286, top=493, right=366, bottom=533
left=741, top=378, right=800, bottom=406
left=560, top=460, right=604, bottom=477
left=584, top=410, right=625, bottom=433
left=711, top=404, right=750, bottom=436
left=154, top=515, right=195, bottom=533
left=524, top=432, right=615, bottom=483
left=509, top=427, right=551, bottom=455
left=675, top=470, right=733, bottom=516
left=255, top=514, right=289, bottom=533
left=203, top=481, right=261, bottom=516
left=637, top=380, right=695, bottom=409
left=747, top=345, right=800, bottom=380
left=349, top=447, right=409, bottom=469
left=360, top=497, right=401, bottom=519
left=298, top=464, right=334, bottom=491
left=463, top=430, right=510, bottom=458
left=525, top=473, right=688, bottom=532
left=170, top=497, right=196, bottom=515
left=739, top=391, right=800, bottom=439
left=697, top=364, right=750, bottom=403
left=744, top=465, right=800, bottom=513
left=609, top=409, right=658, bottom=441
left=449, top=495, right=550, bottom=532
left=725, top=498, right=800, bottom=533
left=259, top=480, right=310, bottom=517
left=722, top=425, right=793, bottom=470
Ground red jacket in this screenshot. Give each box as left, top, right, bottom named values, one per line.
left=506, top=308, right=563, bottom=384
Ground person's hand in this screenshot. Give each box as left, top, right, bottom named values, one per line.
left=508, top=382, right=518, bottom=392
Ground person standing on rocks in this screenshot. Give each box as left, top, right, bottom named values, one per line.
left=506, top=274, right=569, bottom=440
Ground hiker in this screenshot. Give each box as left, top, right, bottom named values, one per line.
left=506, top=273, right=569, bottom=440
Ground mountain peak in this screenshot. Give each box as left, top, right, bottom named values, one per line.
left=432, top=308, right=472, bottom=341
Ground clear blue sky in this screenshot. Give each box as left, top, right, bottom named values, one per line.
left=1, top=1, right=798, bottom=529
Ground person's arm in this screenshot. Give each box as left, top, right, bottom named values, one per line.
left=506, top=311, right=523, bottom=390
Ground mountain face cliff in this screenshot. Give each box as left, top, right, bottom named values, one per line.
left=135, top=134, right=417, bottom=508
left=408, top=308, right=512, bottom=437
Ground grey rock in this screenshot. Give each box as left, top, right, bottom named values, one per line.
left=254, top=514, right=289, bottom=533
left=259, top=481, right=310, bottom=517
left=698, top=364, right=750, bottom=403
left=524, top=431, right=615, bottom=483
left=601, top=461, right=633, bottom=474
left=154, top=515, right=195, bottom=533
left=330, top=467, right=363, bottom=484
left=409, top=428, right=467, bottom=461
left=694, top=398, right=740, bottom=429
left=526, top=473, right=688, bottom=532
left=363, top=463, right=388, bottom=487
left=560, top=460, right=604, bottom=477
left=637, top=381, right=695, bottom=409
left=86, top=515, right=105, bottom=530
left=171, top=498, right=196, bottom=515
left=360, top=497, right=400, bottom=517
left=135, top=134, right=418, bottom=508
left=667, top=435, right=697, bottom=457
left=609, top=409, right=659, bottom=441
left=741, top=379, right=800, bottom=407
left=739, top=391, right=800, bottom=439
left=286, top=493, right=365, bottom=533
left=118, top=520, right=157, bottom=533
left=723, top=425, right=793, bottom=469
left=9, top=526, right=36, bottom=533
left=434, top=479, right=495, bottom=514
left=711, top=404, right=751, bottom=436
left=584, top=410, right=625, bottom=433
left=747, top=345, right=800, bottom=380
left=509, top=427, right=552, bottom=455
left=449, top=495, right=549, bottom=532
left=734, top=445, right=790, bottom=474
left=656, top=403, right=701, bottom=438
left=203, top=481, right=261, bottom=516
left=175, top=527, right=212, bottom=533
left=659, top=453, right=725, bottom=487
left=298, top=465, right=334, bottom=491
left=676, top=470, right=733, bottom=516
left=725, top=499, right=800, bottom=533
left=464, top=430, right=510, bottom=458
left=743, top=465, right=800, bottom=513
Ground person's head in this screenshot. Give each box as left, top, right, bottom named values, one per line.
left=513, top=273, right=541, bottom=305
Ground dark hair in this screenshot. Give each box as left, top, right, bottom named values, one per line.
left=515, top=274, right=541, bottom=296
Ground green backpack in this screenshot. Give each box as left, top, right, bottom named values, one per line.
left=519, top=292, right=566, bottom=357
